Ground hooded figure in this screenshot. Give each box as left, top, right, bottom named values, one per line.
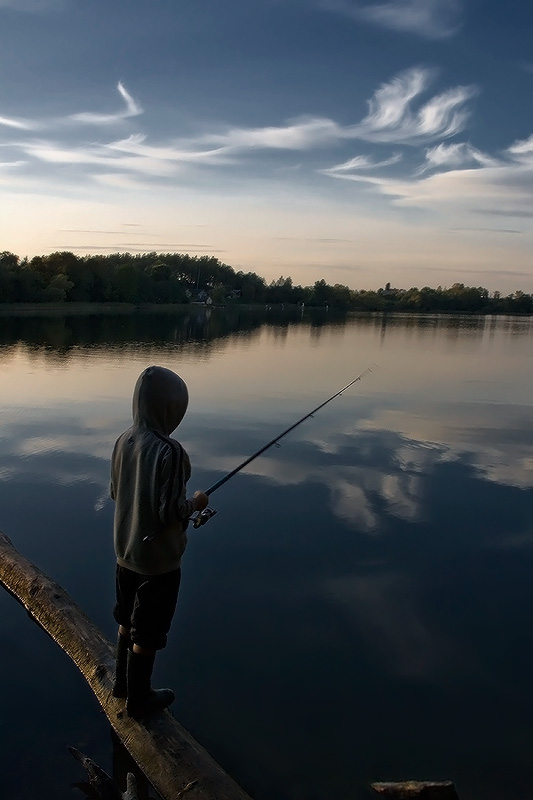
left=111, top=365, right=194, bottom=576
left=110, top=366, right=208, bottom=719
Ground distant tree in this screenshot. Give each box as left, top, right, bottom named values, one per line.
left=0, top=252, right=20, bottom=302
left=510, top=290, right=532, bottom=313
left=267, top=276, right=294, bottom=304
left=311, top=279, right=329, bottom=306
left=236, top=271, right=266, bottom=303
left=42, top=273, right=74, bottom=302
left=113, top=264, right=139, bottom=303
left=328, top=283, right=352, bottom=309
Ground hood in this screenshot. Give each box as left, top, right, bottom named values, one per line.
left=132, top=366, right=189, bottom=435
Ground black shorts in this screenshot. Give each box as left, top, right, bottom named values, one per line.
left=113, top=564, right=181, bottom=650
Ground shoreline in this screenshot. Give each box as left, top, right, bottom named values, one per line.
left=0, top=301, right=531, bottom=318
left=0, top=302, right=191, bottom=317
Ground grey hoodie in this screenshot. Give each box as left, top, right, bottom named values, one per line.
left=111, top=366, right=196, bottom=575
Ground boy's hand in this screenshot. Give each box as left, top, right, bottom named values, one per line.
left=193, top=491, right=209, bottom=512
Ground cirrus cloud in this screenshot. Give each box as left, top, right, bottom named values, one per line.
left=68, top=82, right=143, bottom=125
left=4, top=68, right=475, bottom=193
left=195, top=68, right=475, bottom=151
left=320, top=0, right=463, bottom=39
left=419, top=142, right=499, bottom=173
left=0, top=115, right=38, bottom=131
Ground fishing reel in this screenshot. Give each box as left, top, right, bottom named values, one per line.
left=192, top=507, right=218, bottom=529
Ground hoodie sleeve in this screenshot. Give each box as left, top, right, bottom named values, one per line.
left=158, top=440, right=195, bottom=525
left=110, top=436, right=121, bottom=501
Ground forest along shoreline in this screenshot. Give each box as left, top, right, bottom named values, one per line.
left=0, top=250, right=532, bottom=314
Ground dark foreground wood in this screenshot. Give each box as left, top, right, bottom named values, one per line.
left=0, top=531, right=253, bottom=800
left=372, top=781, right=459, bottom=799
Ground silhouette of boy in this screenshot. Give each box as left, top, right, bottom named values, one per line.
left=110, top=365, right=208, bottom=719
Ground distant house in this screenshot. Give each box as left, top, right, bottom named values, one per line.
left=380, top=282, right=405, bottom=297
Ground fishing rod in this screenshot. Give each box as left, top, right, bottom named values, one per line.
left=191, top=365, right=373, bottom=528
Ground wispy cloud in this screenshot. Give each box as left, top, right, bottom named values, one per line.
left=508, top=134, right=533, bottom=158
left=90, top=173, right=161, bottom=191
left=450, top=227, right=522, bottom=235
left=0, top=115, right=37, bottom=131
left=350, top=153, right=533, bottom=216
left=105, top=133, right=233, bottom=164
left=474, top=208, right=533, bottom=219
left=350, top=68, right=475, bottom=143
left=419, top=142, right=498, bottom=172
left=320, top=0, right=463, bottom=39
left=411, top=266, right=533, bottom=279
left=275, top=236, right=355, bottom=242
left=60, top=242, right=224, bottom=253
left=2, top=68, right=475, bottom=195
left=197, top=69, right=474, bottom=151
left=0, top=0, right=69, bottom=9
left=320, top=152, right=402, bottom=177
left=315, top=91, right=533, bottom=221
left=23, top=139, right=187, bottom=177
left=4, top=70, right=526, bottom=238
left=69, top=82, right=143, bottom=125
left=20, top=133, right=235, bottom=184
left=198, top=117, right=342, bottom=151
left=58, top=229, right=150, bottom=234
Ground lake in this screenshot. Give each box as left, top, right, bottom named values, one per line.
left=1, top=307, right=533, bottom=800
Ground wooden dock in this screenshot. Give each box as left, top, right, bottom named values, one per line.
left=0, top=530, right=253, bottom=800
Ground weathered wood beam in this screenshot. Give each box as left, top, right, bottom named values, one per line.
left=371, top=781, right=459, bottom=799
left=69, top=746, right=132, bottom=800
left=0, top=531, right=253, bottom=800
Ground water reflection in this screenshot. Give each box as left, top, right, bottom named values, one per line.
left=1, top=310, right=533, bottom=800
left=2, top=306, right=529, bottom=360
left=0, top=305, right=339, bottom=359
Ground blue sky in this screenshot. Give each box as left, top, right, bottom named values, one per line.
left=1, top=0, right=532, bottom=292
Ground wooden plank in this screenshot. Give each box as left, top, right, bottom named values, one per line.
left=0, top=531, right=254, bottom=800
left=372, top=781, right=460, bottom=799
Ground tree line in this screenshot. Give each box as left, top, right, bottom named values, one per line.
left=0, top=250, right=531, bottom=314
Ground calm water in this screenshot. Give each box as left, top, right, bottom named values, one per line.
left=1, top=308, right=533, bottom=800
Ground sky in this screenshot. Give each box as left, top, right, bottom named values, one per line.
left=1, top=0, right=532, bottom=294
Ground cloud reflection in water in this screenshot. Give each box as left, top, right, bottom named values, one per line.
left=1, top=310, right=533, bottom=800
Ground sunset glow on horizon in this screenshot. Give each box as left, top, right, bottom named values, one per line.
left=1, top=1, right=532, bottom=294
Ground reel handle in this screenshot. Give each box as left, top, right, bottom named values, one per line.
left=192, top=507, right=218, bottom=529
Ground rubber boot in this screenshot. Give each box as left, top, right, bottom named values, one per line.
left=112, top=632, right=130, bottom=698
left=126, top=650, right=175, bottom=721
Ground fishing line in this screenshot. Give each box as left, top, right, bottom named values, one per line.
left=191, top=365, right=374, bottom=528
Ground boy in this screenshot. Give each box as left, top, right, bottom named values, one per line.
left=110, top=365, right=208, bottom=720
